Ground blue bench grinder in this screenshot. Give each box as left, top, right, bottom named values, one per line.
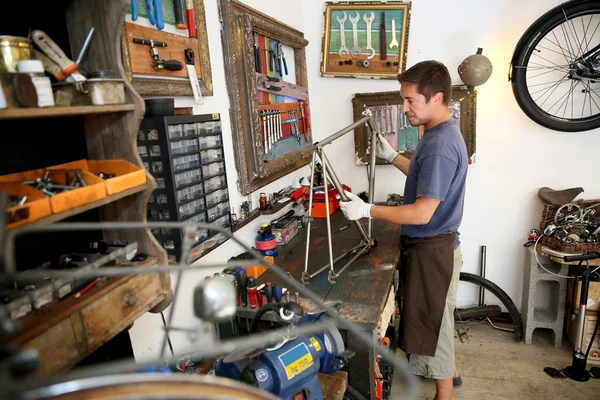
left=215, top=314, right=352, bottom=400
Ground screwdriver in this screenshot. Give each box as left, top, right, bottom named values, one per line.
left=235, top=268, right=247, bottom=307
left=265, top=282, right=273, bottom=303
left=174, top=0, right=187, bottom=29
left=272, top=285, right=283, bottom=303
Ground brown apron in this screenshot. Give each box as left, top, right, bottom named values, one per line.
left=398, top=233, right=456, bottom=356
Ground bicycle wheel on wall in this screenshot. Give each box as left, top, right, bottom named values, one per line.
left=510, top=0, right=600, bottom=132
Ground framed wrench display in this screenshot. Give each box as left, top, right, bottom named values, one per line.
left=219, top=0, right=313, bottom=195
left=321, top=1, right=411, bottom=79
left=352, top=85, right=477, bottom=164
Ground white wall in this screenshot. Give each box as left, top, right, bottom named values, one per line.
left=130, top=0, right=600, bottom=360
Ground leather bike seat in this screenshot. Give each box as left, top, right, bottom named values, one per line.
left=538, top=187, right=584, bottom=205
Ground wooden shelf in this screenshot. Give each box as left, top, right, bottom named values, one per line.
left=0, top=104, right=135, bottom=120
left=232, top=198, right=294, bottom=232
left=8, top=184, right=148, bottom=229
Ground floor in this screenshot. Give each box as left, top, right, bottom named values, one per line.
left=389, top=321, right=600, bottom=399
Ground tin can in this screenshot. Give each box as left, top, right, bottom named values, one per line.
left=0, top=36, right=33, bottom=73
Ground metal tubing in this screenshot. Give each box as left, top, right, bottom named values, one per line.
left=321, top=155, right=370, bottom=244
left=320, top=150, right=335, bottom=276
left=308, top=244, right=364, bottom=278
left=332, top=244, right=371, bottom=277
left=76, top=27, right=95, bottom=66
left=160, top=224, right=196, bottom=360
left=479, top=245, right=487, bottom=307
left=366, top=115, right=378, bottom=239
left=303, top=151, right=318, bottom=276
left=317, top=114, right=371, bottom=147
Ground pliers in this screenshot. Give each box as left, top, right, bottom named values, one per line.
left=277, top=42, right=288, bottom=76
left=139, top=0, right=164, bottom=30
left=269, top=40, right=279, bottom=75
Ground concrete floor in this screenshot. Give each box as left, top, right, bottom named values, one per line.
left=390, top=321, right=600, bottom=399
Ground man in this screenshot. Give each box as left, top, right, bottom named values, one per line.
left=340, top=60, right=467, bottom=400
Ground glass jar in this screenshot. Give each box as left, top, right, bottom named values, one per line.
left=259, top=192, right=267, bottom=210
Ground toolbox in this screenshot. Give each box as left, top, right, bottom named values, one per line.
left=137, top=113, right=231, bottom=263
left=306, top=184, right=351, bottom=218
left=272, top=216, right=298, bottom=245
left=49, top=159, right=146, bottom=195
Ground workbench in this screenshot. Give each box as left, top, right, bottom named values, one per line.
left=221, top=210, right=401, bottom=400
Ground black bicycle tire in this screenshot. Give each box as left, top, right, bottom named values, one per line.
left=511, top=0, right=600, bottom=132
left=459, top=272, right=523, bottom=342
left=343, top=385, right=368, bottom=400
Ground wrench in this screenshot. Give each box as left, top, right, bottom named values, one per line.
left=349, top=12, right=360, bottom=56
left=269, top=110, right=274, bottom=149
left=336, top=12, right=349, bottom=56
left=389, top=18, right=399, bottom=49
left=262, top=110, right=268, bottom=151
left=363, top=12, right=375, bottom=59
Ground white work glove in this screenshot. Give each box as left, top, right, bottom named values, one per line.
left=339, top=191, right=373, bottom=220
left=375, top=133, right=398, bottom=163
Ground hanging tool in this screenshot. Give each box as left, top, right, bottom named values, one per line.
left=144, top=0, right=156, bottom=25
left=269, top=41, right=279, bottom=74
left=349, top=12, right=361, bottom=57
left=389, top=18, right=399, bottom=49
left=254, top=33, right=262, bottom=73
left=257, top=75, right=281, bottom=91
left=186, top=0, right=196, bottom=38
left=174, top=0, right=187, bottom=29
left=31, top=30, right=87, bottom=92
left=363, top=12, right=375, bottom=59
left=380, top=12, right=387, bottom=60
left=277, top=42, right=288, bottom=75
left=337, top=12, right=349, bottom=56
left=184, top=48, right=203, bottom=104
left=154, top=0, right=164, bottom=30
left=133, top=38, right=183, bottom=70
left=132, top=0, right=138, bottom=20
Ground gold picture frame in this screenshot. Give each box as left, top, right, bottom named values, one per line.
left=121, top=0, right=213, bottom=97
left=218, top=0, right=313, bottom=195
left=352, top=85, right=477, bottom=164
left=321, top=1, right=411, bottom=79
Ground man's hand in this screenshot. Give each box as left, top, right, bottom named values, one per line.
left=339, top=191, right=373, bottom=220
left=376, top=133, right=399, bottom=163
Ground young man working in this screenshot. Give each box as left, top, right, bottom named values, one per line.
left=339, top=60, right=467, bottom=400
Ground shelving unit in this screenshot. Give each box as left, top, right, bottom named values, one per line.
left=0, top=0, right=173, bottom=378
left=0, top=104, right=135, bottom=120
left=138, top=114, right=232, bottom=263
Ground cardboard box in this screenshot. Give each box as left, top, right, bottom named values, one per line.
left=567, top=278, right=600, bottom=312
left=272, top=217, right=298, bottom=245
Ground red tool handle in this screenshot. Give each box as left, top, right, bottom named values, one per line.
left=186, top=0, right=196, bottom=38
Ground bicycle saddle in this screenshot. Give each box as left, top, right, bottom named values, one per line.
left=538, top=187, right=584, bottom=205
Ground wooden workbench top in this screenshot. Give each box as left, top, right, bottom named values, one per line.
left=257, top=210, right=400, bottom=326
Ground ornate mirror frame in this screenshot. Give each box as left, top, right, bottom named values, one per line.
left=218, top=0, right=312, bottom=195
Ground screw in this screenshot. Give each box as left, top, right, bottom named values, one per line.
left=357, top=60, right=363, bottom=67
left=386, top=62, right=391, bottom=67
left=338, top=61, right=344, bottom=66
left=75, top=170, right=87, bottom=187
left=393, top=61, right=398, bottom=66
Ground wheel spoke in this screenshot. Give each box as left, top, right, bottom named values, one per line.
left=549, top=30, right=577, bottom=62
left=533, top=72, right=570, bottom=105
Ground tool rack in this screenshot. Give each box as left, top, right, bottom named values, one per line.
left=137, top=113, right=232, bottom=263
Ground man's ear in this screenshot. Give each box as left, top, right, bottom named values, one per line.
left=434, top=92, right=444, bottom=105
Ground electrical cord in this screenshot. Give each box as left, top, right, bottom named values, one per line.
left=533, top=234, right=600, bottom=278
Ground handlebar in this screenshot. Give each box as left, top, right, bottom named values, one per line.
left=563, top=252, right=600, bottom=262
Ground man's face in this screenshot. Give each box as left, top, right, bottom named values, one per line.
left=400, top=83, right=437, bottom=127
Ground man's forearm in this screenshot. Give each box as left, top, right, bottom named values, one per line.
left=392, top=153, right=410, bottom=175
left=369, top=204, right=430, bottom=225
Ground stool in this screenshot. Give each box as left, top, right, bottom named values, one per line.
left=522, top=247, right=568, bottom=347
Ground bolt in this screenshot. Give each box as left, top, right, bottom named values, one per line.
left=338, top=61, right=344, bottom=66
left=75, top=170, right=87, bottom=187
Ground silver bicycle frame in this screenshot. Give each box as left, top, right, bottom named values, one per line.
left=301, top=108, right=380, bottom=285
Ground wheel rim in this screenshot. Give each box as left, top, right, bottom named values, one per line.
left=517, top=9, right=600, bottom=124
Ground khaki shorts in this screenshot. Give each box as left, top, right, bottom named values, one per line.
left=408, top=245, right=462, bottom=380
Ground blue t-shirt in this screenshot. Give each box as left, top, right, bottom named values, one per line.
left=402, top=119, right=468, bottom=248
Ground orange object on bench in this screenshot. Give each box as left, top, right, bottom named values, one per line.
left=245, top=255, right=274, bottom=279
left=308, top=184, right=351, bottom=218
left=1, top=182, right=52, bottom=229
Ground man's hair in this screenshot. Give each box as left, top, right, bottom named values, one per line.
left=398, top=60, right=451, bottom=105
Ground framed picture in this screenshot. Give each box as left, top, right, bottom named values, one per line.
left=218, top=0, right=313, bottom=195
left=352, top=85, right=477, bottom=164
left=321, top=1, right=411, bottom=79
left=121, top=0, right=213, bottom=97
